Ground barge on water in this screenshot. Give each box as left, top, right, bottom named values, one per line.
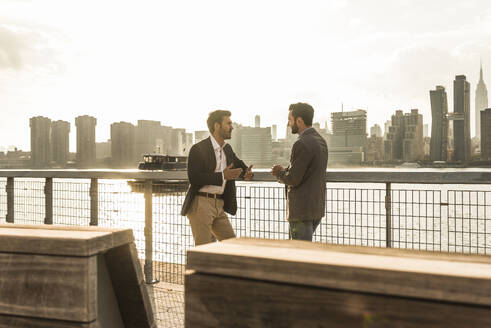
left=127, top=154, right=189, bottom=194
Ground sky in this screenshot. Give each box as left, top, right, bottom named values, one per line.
left=0, top=0, right=490, bottom=151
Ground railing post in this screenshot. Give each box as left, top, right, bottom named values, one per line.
left=385, top=182, right=392, bottom=248
left=144, top=179, right=157, bottom=284
left=44, top=178, right=53, bottom=225
left=6, top=177, right=14, bottom=223
left=90, top=178, right=98, bottom=226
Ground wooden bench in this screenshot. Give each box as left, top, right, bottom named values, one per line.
left=0, top=224, right=155, bottom=328
left=186, top=238, right=491, bottom=327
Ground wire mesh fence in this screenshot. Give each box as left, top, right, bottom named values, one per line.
left=448, top=189, right=491, bottom=254
left=1, top=177, right=490, bottom=285
left=0, top=178, right=6, bottom=219
left=13, top=178, right=45, bottom=225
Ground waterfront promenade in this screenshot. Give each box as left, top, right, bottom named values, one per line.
left=0, top=169, right=490, bottom=326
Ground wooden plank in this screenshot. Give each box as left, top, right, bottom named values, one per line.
left=0, top=315, right=97, bottom=328
left=187, top=238, right=491, bottom=307
left=0, top=253, right=96, bottom=322
left=0, top=225, right=133, bottom=256
left=224, top=238, right=491, bottom=264
left=186, top=271, right=491, bottom=328
left=104, top=243, right=156, bottom=328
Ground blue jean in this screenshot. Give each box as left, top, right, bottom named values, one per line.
left=289, top=219, right=322, bottom=241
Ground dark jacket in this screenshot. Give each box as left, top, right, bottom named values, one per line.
left=181, top=137, right=247, bottom=216
left=278, top=128, right=328, bottom=221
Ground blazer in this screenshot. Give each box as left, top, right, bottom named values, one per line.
left=181, top=137, right=248, bottom=216
left=278, top=128, right=328, bottom=221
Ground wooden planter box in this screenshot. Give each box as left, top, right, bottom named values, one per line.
left=186, top=238, right=491, bottom=328
left=0, top=224, right=155, bottom=328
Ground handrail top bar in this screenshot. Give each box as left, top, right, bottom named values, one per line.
left=0, top=169, right=490, bottom=184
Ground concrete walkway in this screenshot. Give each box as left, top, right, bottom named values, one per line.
left=147, top=282, right=184, bottom=328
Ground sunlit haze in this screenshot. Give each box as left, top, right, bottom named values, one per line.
left=1, top=0, right=490, bottom=151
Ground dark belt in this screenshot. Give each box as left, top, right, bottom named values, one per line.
left=197, top=192, right=224, bottom=199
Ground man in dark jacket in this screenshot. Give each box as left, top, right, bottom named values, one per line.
left=181, top=110, right=253, bottom=245
left=272, top=103, right=328, bottom=241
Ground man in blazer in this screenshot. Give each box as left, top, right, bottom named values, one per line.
left=181, top=110, right=253, bottom=245
left=272, top=103, right=328, bottom=241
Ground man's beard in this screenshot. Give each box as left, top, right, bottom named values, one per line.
left=291, top=122, right=298, bottom=134
left=219, top=127, right=232, bottom=140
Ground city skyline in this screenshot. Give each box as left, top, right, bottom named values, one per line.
left=1, top=1, right=490, bottom=151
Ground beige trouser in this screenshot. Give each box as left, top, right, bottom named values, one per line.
left=186, top=195, right=236, bottom=246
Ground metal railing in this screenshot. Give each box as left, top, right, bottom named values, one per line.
left=0, top=169, right=490, bottom=284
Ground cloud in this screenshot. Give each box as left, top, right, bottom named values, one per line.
left=0, top=20, right=64, bottom=72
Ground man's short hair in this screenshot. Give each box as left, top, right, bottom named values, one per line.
left=207, top=110, right=231, bottom=134
left=289, top=103, right=314, bottom=126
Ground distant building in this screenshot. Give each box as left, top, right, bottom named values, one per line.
left=255, top=115, right=260, bottom=128
left=169, top=129, right=184, bottom=155
left=481, top=108, right=491, bottom=160
left=423, top=124, right=429, bottom=138
left=184, top=132, right=193, bottom=155
left=370, top=124, right=382, bottom=138
left=111, top=122, right=136, bottom=168
left=271, top=125, right=277, bottom=141
left=385, top=109, right=424, bottom=162
left=75, top=115, right=96, bottom=167
left=402, top=109, right=424, bottom=161
left=429, top=86, right=449, bottom=161
left=384, top=120, right=392, bottom=140
left=233, top=126, right=272, bottom=167
left=135, top=120, right=165, bottom=158
left=51, top=120, right=70, bottom=166
left=194, top=130, right=209, bottom=144
left=329, top=110, right=367, bottom=165
left=271, top=140, right=291, bottom=167
left=30, top=116, right=51, bottom=168
left=385, top=110, right=404, bottom=161
left=96, top=140, right=111, bottom=160
left=423, top=136, right=431, bottom=159
left=453, top=75, right=471, bottom=161
left=475, top=62, right=488, bottom=139
left=366, top=135, right=384, bottom=162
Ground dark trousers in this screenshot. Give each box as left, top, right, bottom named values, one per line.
left=289, top=219, right=322, bottom=241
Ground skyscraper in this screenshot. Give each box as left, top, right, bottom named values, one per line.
left=475, top=62, right=488, bottom=139
left=453, top=75, right=471, bottom=161
left=329, top=110, right=367, bottom=164
left=51, top=120, right=70, bottom=166
left=30, top=116, right=52, bottom=167
left=385, top=110, right=404, bottom=161
left=429, top=86, right=448, bottom=161
left=111, top=121, right=136, bottom=168
left=385, top=109, right=424, bottom=162
left=481, top=108, right=491, bottom=160
left=255, top=115, right=260, bottom=128
left=370, top=124, right=382, bottom=138
left=75, top=115, right=97, bottom=167
left=402, top=109, right=424, bottom=161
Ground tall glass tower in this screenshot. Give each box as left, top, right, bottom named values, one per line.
left=475, top=61, right=488, bottom=139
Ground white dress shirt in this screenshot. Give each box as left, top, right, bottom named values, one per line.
left=199, top=135, right=227, bottom=195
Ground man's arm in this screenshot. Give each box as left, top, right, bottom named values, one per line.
left=277, top=141, right=312, bottom=187
left=227, top=145, right=248, bottom=179
left=187, top=145, right=223, bottom=186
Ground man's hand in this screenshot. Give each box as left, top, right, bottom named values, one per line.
left=271, top=164, right=284, bottom=177
left=244, top=165, right=254, bottom=181
left=223, top=164, right=243, bottom=180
